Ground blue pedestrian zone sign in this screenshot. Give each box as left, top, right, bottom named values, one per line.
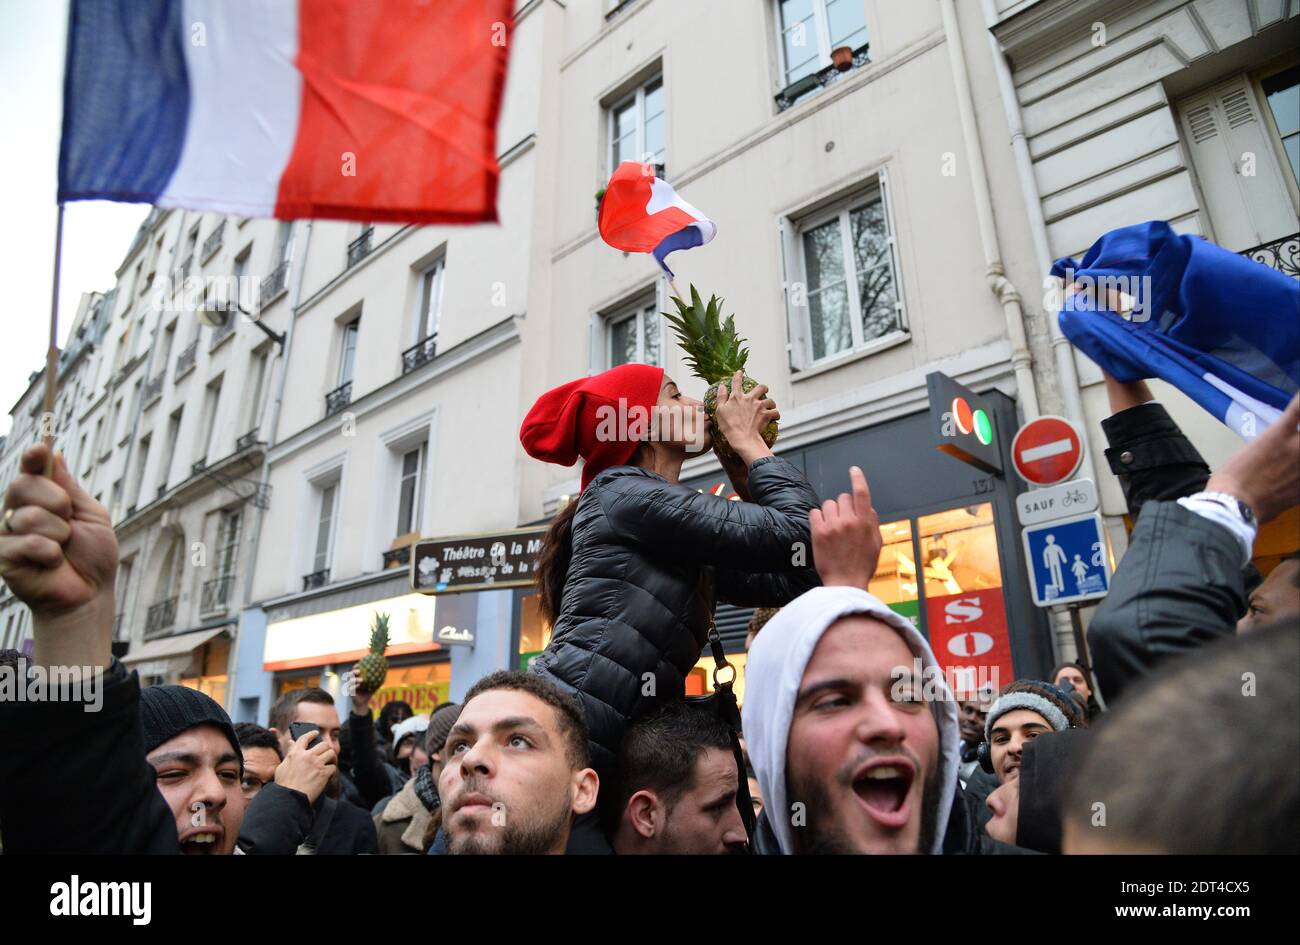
left=1021, top=512, right=1112, bottom=607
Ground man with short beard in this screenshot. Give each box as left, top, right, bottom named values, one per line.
left=440, top=671, right=598, bottom=855
left=611, top=701, right=747, bottom=855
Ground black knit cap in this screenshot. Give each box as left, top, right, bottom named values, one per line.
left=139, top=684, right=243, bottom=765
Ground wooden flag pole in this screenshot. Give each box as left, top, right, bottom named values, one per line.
left=42, top=203, right=65, bottom=472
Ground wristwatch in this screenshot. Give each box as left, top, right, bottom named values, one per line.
left=1195, top=491, right=1258, bottom=528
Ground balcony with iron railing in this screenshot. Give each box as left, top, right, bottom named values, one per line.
left=201, top=223, right=224, bottom=261
left=145, top=597, right=177, bottom=638
left=1240, top=233, right=1299, bottom=279
left=401, top=333, right=438, bottom=374
left=346, top=228, right=374, bottom=268
left=175, top=340, right=198, bottom=379
left=209, top=308, right=237, bottom=350
left=325, top=380, right=352, bottom=417
left=302, top=568, right=330, bottom=592
left=383, top=546, right=412, bottom=569
left=200, top=574, right=235, bottom=616
left=260, top=259, right=289, bottom=305
left=143, top=371, right=165, bottom=406
left=775, top=42, right=871, bottom=112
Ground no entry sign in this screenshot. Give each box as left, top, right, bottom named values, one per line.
left=1011, top=415, right=1083, bottom=486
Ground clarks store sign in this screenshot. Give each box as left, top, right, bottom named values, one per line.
left=412, top=527, right=547, bottom=594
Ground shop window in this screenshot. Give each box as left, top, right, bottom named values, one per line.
left=180, top=636, right=231, bottom=707
left=371, top=661, right=452, bottom=715
left=870, top=518, right=921, bottom=628
left=916, top=503, right=1012, bottom=699
left=517, top=592, right=552, bottom=672
left=274, top=674, right=320, bottom=697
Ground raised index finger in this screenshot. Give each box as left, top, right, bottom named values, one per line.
left=849, top=465, right=874, bottom=518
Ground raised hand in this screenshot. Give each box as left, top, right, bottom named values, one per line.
left=1, top=445, right=117, bottom=618
left=713, top=371, right=779, bottom=465
left=809, top=465, right=882, bottom=589
left=275, top=730, right=337, bottom=804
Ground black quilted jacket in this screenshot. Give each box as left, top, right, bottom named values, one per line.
left=530, top=456, right=821, bottom=779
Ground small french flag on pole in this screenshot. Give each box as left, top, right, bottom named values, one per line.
left=57, top=0, right=513, bottom=224
left=598, top=161, right=716, bottom=278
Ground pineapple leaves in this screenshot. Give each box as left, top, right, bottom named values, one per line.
left=662, top=283, right=750, bottom=383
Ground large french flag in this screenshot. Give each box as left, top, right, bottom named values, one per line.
left=598, top=161, right=716, bottom=277
left=58, top=0, right=512, bottom=223
left=1052, top=221, right=1299, bottom=440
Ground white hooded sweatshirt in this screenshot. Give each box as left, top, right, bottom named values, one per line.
left=741, top=585, right=961, bottom=854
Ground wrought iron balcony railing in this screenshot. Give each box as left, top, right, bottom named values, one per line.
left=325, top=380, right=352, bottom=417
left=200, top=574, right=235, bottom=615
left=775, top=43, right=871, bottom=112
left=260, top=259, right=289, bottom=305
left=1240, top=233, right=1299, bottom=279
left=383, top=546, right=412, bottom=569
left=143, top=372, right=165, bottom=406
left=175, top=340, right=198, bottom=378
left=401, top=333, right=438, bottom=374
left=145, top=597, right=177, bottom=638
left=346, top=228, right=374, bottom=268
left=201, top=223, right=224, bottom=261
left=302, top=568, right=330, bottom=592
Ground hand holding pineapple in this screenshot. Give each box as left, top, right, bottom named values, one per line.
left=713, top=370, right=780, bottom=466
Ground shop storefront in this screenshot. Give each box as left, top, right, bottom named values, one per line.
left=124, top=624, right=234, bottom=702
left=680, top=387, right=1052, bottom=704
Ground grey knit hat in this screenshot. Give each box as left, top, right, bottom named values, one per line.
left=139, top=684, right=242, bottom=764
left=985, top=679, right=1085, bottom=742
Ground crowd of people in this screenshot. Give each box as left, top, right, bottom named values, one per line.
left=0, top=350, right=1296, bottom=856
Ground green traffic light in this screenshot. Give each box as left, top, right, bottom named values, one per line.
left=973, top=409, right=993, bottom=446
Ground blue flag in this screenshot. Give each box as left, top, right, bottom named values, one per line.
left=1051, top=221, right=1299, bottom=439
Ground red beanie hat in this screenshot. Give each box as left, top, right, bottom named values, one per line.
left=520, top=363, right=665, bottom=491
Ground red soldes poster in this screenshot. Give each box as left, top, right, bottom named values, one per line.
left=924, top=589, right=1014, bottom=699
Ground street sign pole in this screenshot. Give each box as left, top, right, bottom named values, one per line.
left=1067, top=603, right=1093, bottom=681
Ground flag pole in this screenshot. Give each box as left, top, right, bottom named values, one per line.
left=42, top=203, right=66, bottom=473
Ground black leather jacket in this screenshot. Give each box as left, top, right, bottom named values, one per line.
left=531, top=456, right=821, bottom=777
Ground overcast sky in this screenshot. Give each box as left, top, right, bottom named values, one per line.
left=0, top=0, right=150, bottom=437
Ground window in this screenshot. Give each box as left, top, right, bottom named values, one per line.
left=216, top=509, right=242, bottom=580
left=396, top=444, right=427, bottom=536
left=608, top=76, right=665, bottom=175
left=605, top=298, right=660, bottom=368
left=273, top=222, right=293, bottom=265
left=775, top=0, right=868, bottom=87
left=132, top=434, right=151, bottom=508
left=793, top=181, right=903, bottom=364
left=161, top=408, right=183, bottom=492
left=417, top=259, right=445, bottom=343
left=313, top=481, right=338, bottom=574
left=338, top=319, right=359, bottom=386
left=1261, top=66, right=1299, bottom=187
left=245, top=350, right=269, bottom=433
left=161, top=321, right=177, bottom=378
left=199, top=377, right=222, bottom=463
left=1179, top=73, right=1300, bottom=250
left=232, top=249, right=250, bottom=312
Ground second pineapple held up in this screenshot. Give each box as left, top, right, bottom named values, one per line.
left=664, top=285, right=779, bottom=462
left=355, top=612, right=392, bottom=694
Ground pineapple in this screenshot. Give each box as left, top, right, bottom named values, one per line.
left=355, top=611, right=391, bottom=694
left=664, top=285, right=778, bottom=462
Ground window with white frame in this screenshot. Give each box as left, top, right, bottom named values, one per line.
left=338, top=318, right=360, bottom=386
left=775, top=0, right=868, bottom=87
left=417, top=259, right=445, bottom=343
left=395, top=443, right=427, bottom=536
left=605, top=297, right=661, bottom=369
left=216, top=508, right=242, bottom=581
left=608, top=75, right=665, bottom=176
left=312, top=479, right=339, bottom=575
left=792, top=180, right=904, bottom=365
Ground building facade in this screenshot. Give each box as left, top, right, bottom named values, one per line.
left=4, top=0, right=1295, bottom=712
